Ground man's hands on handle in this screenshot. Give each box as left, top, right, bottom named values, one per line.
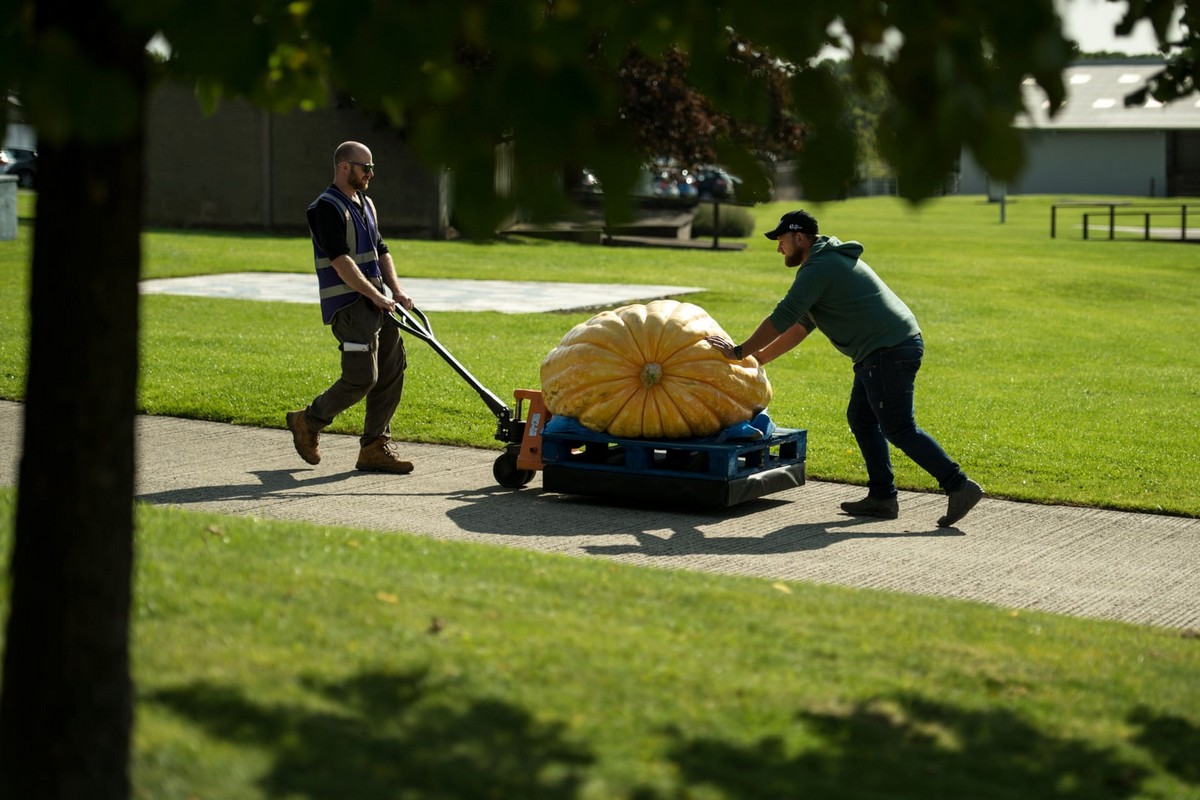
left=330, top=252, right=414, bottom=313
left=379, top=251, right=413, bottom=312
left=372, top=290, right=413, bottom=313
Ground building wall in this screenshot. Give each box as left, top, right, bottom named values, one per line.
left=1169, top=131, right=1200, bottom=195
left=960, top=129, right=1169, bottom=197
left=1, top=122, right=37, bottom=150
left=144, top=81, right=449, bottom=237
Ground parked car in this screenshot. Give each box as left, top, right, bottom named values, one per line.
left=631, top=168, right=682, bottom=199
left=695, top=166, right=739, bottom=200
left=0, top=148, right=37, bottom=189
left=675, top=169, right=699, bottom=199
left=652, top=169, right=680, bottom=199
left=575, top=165, right=699, bottom=201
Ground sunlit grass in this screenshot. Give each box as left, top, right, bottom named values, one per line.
left=1, top=495, right=1194, bottom=800
left=2, top=194, right=1198, bottom=798
left=2, top=194, right=1198, bottom=513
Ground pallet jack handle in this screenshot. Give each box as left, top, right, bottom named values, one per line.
left=390, top=305, right=514, bottom=430
left=392, top=304, right=546, bottom=487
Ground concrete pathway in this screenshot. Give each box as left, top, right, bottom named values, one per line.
left=2, top=400, right=1197, bottom=630
left=139, top=273, right=705, bottom=313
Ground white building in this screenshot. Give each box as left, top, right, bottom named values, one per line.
left=3, top=95, right=37, bottom=150
left=959, top=60, right=1200, bottom=197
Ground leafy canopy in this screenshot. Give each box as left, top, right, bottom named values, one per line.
left=2, top=0, right=1197, bottom=233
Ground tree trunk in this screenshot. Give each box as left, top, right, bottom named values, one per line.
left=0, top=3, right=146, bottom=798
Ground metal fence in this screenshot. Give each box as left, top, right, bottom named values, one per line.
left=1050, top=202, right=1196, bottom=241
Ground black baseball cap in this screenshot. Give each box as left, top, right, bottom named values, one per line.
left=764, top=210, right=819, bottom=239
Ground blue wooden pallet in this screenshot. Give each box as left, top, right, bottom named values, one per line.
left=541, top=426, right=806, bottom=479
left=539, top=426, right=807, bottom=507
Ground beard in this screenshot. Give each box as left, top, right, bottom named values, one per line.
left=784, top=251, right=804, bottom=268
left=345, top=168, right=371, bottom=193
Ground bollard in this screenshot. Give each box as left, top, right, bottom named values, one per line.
left=0, top=176, right=17, bottom=241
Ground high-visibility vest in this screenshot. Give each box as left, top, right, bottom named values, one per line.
left=307, top=186, right=384, bottom=324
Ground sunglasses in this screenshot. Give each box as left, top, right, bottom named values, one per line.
left=346, top=161, right=375, bottom=172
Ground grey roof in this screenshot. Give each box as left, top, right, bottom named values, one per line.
left=1017, top=60, right=1200, bottom=130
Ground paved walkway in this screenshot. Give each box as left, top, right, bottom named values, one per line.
left=139, top=274, right=706, bottom=313
left=2, top=400, right=1197, bottom=630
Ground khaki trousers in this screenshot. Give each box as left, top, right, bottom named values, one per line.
left=307, top=297, right=406, bottom=447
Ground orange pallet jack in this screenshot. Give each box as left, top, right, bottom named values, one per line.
left=392, top=306, right=549, bottom=487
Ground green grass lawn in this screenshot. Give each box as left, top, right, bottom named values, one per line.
left=2, top=191, right=1199, bottom=798
left=1, top=492, right=1196, bottom=799
left=3, top=192, right=1198, bottom=514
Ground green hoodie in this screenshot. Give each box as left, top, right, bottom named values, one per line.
left=768, top=235, right=920, bottom=364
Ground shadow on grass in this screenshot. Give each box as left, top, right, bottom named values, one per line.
left=641, top=694, right=1157, bottom=800
left=148, top=669, right=592, bottom=799
left=1129, top=705, right=1200, bottom=785
left=150, top=679, right=1188, bottom=799
left=150, top=671, right=590, bottom=800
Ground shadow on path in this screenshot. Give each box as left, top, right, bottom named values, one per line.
left=441, top=486, right=965, bottom=556
left=135, top=469, right=360, bottom=506
left=582, top=519, right=964, bottom=557
left=134, top=471, right=966, bottom=557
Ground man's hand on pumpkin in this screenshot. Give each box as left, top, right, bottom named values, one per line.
left=705, top=335, right=740, bottom=360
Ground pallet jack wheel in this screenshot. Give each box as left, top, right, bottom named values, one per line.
left=493, top=446, right=535, bottom=488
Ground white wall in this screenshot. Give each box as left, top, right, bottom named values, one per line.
left=960, top=129, right=1168, bottom=197
left=2, top=122, right=37, bottom=150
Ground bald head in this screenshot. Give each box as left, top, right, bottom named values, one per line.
left=332, top=141, right=375, bottom=193
left=335, top=141, right=369, bottom=170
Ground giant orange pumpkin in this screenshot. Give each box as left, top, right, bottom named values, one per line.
left=539, top=300, right=772, bottom=439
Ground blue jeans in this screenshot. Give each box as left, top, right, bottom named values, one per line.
left=847, top=335, right=965, bottom=498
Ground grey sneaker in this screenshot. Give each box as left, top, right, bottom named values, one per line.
left=938, top=479, right=983, bottom=527
left=840, top=495, right=899, bottom=519
left=286, top=409, right=321, bottom=465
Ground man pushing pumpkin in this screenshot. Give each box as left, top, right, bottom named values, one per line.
left=706, top=210, right=984, bottom=528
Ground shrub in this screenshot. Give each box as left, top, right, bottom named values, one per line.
left=691, top=202, right=755, bottom=238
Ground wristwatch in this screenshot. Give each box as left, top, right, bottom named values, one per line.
left=733, top=345, right=743, bottom=360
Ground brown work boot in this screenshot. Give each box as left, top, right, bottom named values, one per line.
left=286, top=409, right=321, bottom=465
left=356, top=435, right=414, bottom=474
